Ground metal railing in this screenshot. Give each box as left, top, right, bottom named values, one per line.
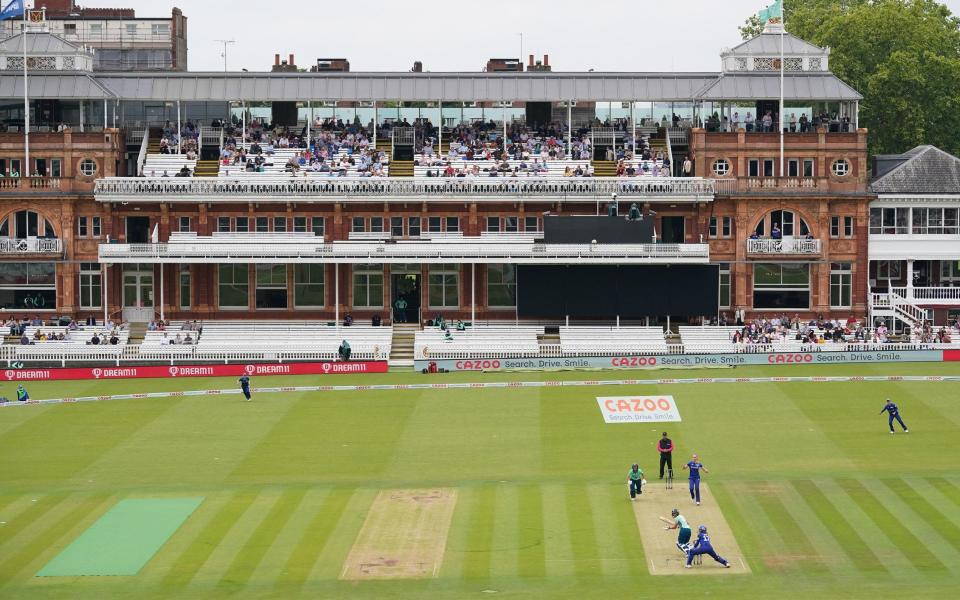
left=891, top=286, right=960, bottom=303
left=746, top=238, right=822, bottom=254
left=0, top=237, right=62, bottom=254
left=94, top=176, right=716, bottom=202
left=99, top=240, right=711, bottom=263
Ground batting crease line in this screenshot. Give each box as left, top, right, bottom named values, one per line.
left=2, top=375, right=957, bottom=409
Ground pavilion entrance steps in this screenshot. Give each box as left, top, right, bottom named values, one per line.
left=388, top=323, right=418, bottom=368
left=193, top=160, right=220, bottom=177
left=591, top=160, right=616, bottom=177
left=127, top=322, right=148, bottom=345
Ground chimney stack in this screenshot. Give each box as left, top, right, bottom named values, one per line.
left=529, top=54, right=534, bottom=67
left=289, top=54, right=295, bottom=66
left=275, top=54, right=280, bottom=66
left=543, top=54, right=549, bottom=66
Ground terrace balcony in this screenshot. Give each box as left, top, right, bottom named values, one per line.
left=93, top=176, right=717, bottom=204
left=746, top=237, right=822, bottom=256
left=0, top=237, right=63, bottom=255
left=891, top=286, right=960, bottom=307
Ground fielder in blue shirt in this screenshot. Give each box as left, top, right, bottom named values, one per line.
left=880, top=398, right=908, bottom=433
left=683, top=453, right=709, bottom=505
left=16, top=385, right=29, bottom=402
left=238, top=375, right=252, bottom=401
left=686, top=525, right=731, bottom=569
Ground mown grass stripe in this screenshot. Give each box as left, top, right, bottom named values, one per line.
left=488, top=485, right=518, bottom=578
left=590, top=484, right=642, bottom=577
left=273, top=488, right=348, bottom=585
left=926, top=477, right=960, bottom=509
left=882, top=479, right=960, bottom=554
left=219, top=488, right=306, bottom=586
left=0, top=495, right=67, bottom=549
left=161, top=491, right=258, bottom=588
left=777, top=480, right=853, bottom=576
left=715, top=482, right=782, bottom=575
left=459, top=486, right=495, bottom=580
left=248, top=488, right=327, bottom=585
left=837, top=479, right=947, bottom=573
left=0, top=494, right=112, bottom=585
left=139, top=493, right=233, bottom=584
left=516, top=485, right=546, bottom=579
left=580, top=484, right=632, bottom=576
left=435, top=487, right=473, bottom=580
left=791, top=479, right=886, bottom=574
left=306, top=488, right=375, bottom=581
left=541, top=484, right=573, bottom=578
left=753, top=486, right=829, bottom=574
left=565, top=484, right=600, bottom=578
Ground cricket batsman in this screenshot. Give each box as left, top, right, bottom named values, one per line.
left=880, top=398, right=908, bottom=434
left=238, top=375, right=252, bottom=401
left=660, top=508, right=692, bottom=553
left=627, top=463, right=645, bottom=500
left=685, top=524, right=731, bottom=569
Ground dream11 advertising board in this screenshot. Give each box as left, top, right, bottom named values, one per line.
left=1, top=361, right=388, bottom=382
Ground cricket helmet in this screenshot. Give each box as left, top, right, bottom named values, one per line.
left=698, top=525, right=707, bottom=533
left=631, top=463, right=639, bottom=471
left=671, top=508, right=679, bottom=517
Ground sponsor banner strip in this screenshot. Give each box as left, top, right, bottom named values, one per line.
left=416, top=350, right=946, bottom=372
left=2, top=361, right=388, bottom=382
left=2, top=375, right=958, bottom=409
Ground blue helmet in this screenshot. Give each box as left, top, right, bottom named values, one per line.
left=698, top=525, right=707, bottom=533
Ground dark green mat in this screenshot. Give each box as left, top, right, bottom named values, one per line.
left=37, top=497, right=203, bottom=577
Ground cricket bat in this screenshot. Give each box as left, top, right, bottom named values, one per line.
left=658, top=516, right=673, bottom=525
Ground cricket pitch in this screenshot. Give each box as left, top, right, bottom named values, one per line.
left=632, top=481, right=750, bottom=575
left=340, top=488, right=457, bottom=580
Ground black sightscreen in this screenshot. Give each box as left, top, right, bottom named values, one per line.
left=517, top=265, right=719, bottom=318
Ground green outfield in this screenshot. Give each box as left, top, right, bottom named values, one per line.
left=1, top=362, right=958, bottom=599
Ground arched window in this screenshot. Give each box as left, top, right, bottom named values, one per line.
left=0, top=210, right=57, bottom=239
left=754, top=210, right=811, bottom=238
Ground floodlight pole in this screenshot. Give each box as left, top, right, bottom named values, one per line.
left=215, top=39, right=235, bottom=73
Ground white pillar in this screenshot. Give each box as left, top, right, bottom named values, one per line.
left=334, top=263, right=340, bottom=326
left=103, top=99, right=108, bottom=131
left=437, top=99, right=442, bottom=156
left=241, top=102, right=246, bottom=146
left=372, top=100, right=377, bottom=149
left=176, top=100, right=181, bottom=154
left=471, top=263, right=475, bottom=323
left=906, top=259, right=914, bottom=299
left=631, top=101, right=636, bottom=155
left=306, top=101, right=311, bottom=149
left=79, top=101, right=85, bottom=133
left=567, top=101, right=572, bottom=156
left=102, top=263, right=108, bottom=325
left=502, top=103, right=507, bottom=146
left=159, top=264, right=165, bottom=321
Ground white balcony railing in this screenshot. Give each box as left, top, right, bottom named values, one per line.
left=746, top=238, right=822, bottom=255
left=99, top=237, right=711, bottom=265
left=891, top=286, right=960, bottom=304
left=0, top=238, right=63, bottom=255
left=94, top=176, right=717, bottom=203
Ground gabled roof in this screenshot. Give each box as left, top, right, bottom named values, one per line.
left=870, top=146, right=960, bottom=195
left=0, top=31, right=84, bottom=55
left=696, top=73, right=861, bottom=101
left=722, top=31, right=827, bottom=56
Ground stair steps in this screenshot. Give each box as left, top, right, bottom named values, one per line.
left=389, top=323, right=418, bottom=368
left=193, top=159, right=220, bottom=177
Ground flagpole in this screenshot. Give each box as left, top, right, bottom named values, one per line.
left=22, top=2, right=29, bottom=178
left=779, top=1, right=785, bottom=177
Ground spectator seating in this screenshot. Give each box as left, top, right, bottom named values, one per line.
left=19, top=325, right=128, bottom=346
left=219, top=148, right=388, bottom=178
left=414, top=157, right=591, bottom=178
left=12, top=325, right=129, bottom=358
left=678, top=326, right=742, bottom=353
left=559, top=326, right=668, bottom=355
left=138, top=321, right=392, bottom=361
left=415, top=325, right=543, bottom=359
left=142, top=153, right=197, bottom=177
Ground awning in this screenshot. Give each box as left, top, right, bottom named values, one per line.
left=695, top=73, right=862, bottom=101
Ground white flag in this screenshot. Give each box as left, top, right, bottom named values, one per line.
left=151, top=223, right=159, bottom=244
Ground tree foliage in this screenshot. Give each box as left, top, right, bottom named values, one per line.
left=740, top=0, right=960, bottom=156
